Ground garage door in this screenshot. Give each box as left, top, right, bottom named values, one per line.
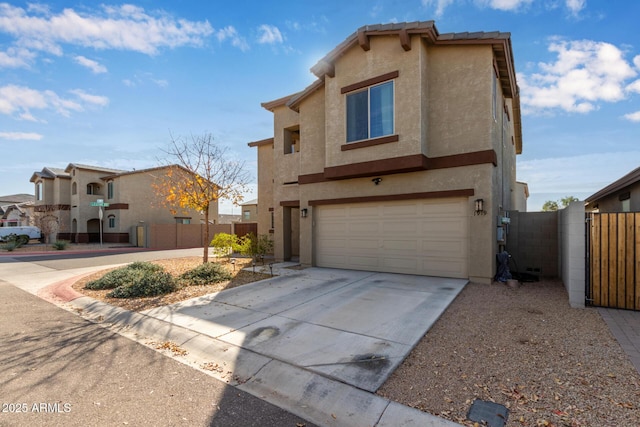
left=314, top=198, right=468, bottom=278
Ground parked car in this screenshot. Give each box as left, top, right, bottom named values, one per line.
left=0, top=226, right=42, bottom=245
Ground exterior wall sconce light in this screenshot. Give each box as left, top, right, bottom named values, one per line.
left=474, top=198, right=486, bottom=215
left=301, top=208, right=308, bottom=218
left=372, top=177, right=382, bottom=185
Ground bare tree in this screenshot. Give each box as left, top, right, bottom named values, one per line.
left=33, top=205, right=65, bottom=245
left=156, top=133, right=249, bottom=263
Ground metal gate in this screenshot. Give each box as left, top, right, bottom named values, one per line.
left=586, top=212, right=640, bottom=310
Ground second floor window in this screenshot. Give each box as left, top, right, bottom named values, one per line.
left=346, top=80, right=394, bottom=143
left=107, top=182, right=113, bottom=199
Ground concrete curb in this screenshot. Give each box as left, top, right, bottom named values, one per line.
left=63, top=292, right=461, bottom=427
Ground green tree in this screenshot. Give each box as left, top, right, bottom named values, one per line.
left=542, top=200, right=559, bottom=211
left=542, top=196, right=580, bottom=211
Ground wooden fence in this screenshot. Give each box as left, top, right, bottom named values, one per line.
left=588, top=212, right=640, bottom=310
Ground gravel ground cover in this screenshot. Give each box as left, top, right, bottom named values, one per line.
left=377, top=280, right=640, bottom=427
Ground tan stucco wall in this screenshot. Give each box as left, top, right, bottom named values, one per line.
left=255, top=143, right=274, bottom=237
left=258, top=32, right=520, bottom=283
left=107, top=170, right=215, bottom=235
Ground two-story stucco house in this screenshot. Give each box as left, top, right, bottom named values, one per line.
left=249, top=21, right=523, bottom=283
left=30, top=163, right=218, bottom=243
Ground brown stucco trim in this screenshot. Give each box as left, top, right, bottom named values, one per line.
left=324, top=150, right=496, bottom=180
left=341, top=71, right=399, bottom=94
left=298, top=173, right=328, bottom=185
left=299, top=149, right=497, bottom=182
left=324, top=154, right=426, bottom=179
left=309, top=189, right=474, bottom=206
left=280, top=200, right=300, bottom=207
left=426, top=149, right=497, bottom=169
left=341, top=134, right=399, bottom=151
left=105, top=204, right=129, bottom=210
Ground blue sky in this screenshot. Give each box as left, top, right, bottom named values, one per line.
left=1, top=0, right=639, bottom=213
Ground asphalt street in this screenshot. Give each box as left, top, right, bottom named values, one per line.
left=0, top=250, right=316, bottom=427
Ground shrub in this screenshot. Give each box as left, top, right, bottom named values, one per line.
left=2, top=234, right=24, bottom=249
left=179, top=262, right=232, bottom=286
left=85, top=262, right=166, bottom=291
left=52, top=240, right=68, bottom=250
left=1, top=241, right=18, bottom=252
left=238, top=233, right=273, bottom=263
left=210, top=233, right=239, bottom=258
left=107, top=270, right=177, bottom=298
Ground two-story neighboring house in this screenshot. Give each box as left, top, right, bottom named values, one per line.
left=249, top=21, right=523, bottom=283
left=30, top=163, right=217, bottom=244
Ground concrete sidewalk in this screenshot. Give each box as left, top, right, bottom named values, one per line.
left=598, top=308, right=640, bottom=375
left=53, top=264, right=465, bottom=427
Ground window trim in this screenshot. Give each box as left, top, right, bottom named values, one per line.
left=344, top=75, right=396, bottom=144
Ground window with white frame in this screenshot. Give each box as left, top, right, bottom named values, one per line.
left=346, top=80, right=394, bottom=143
left=108, top=215, right=116, bottom=228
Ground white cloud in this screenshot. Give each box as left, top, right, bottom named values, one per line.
left=478, top=0, right=534, bottom=11
left=634, top=55, right=640, bottom=70
left=518, top=151, right=640, bottom=207
left=0, top=3, right=214, bottom=56
left=519, top=39, right=637, bottom=114
left=0, top=84, right=107, bottom=120
left=216, top=26, right=249, bottom=51
left=623, top=111, right=640, bottom=122
left=73, top=55, right=107, bottom=73
left=0, top=47, right=35, bottom=68
left=627, top=79, right=640, bottom=94
left=421, top=0, right=455, bottom=17
left=69, top=89, right=109, bottom=107
left=566, top=0, right=586, bottom=15
left=257, top=25, right=283, bottom=45
left=0, top=132, right=43, bottom=141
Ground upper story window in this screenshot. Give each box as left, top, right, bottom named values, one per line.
left=35, top=182, right=42, bottom=201
left=284, top=127, right=300, bottom=155
left=346, top=80, right=394, bottom=143
left=107, top=181, right=114, bottom=199
left=72, top=182, right=77, bottom=195
left=243, top=210, right=251, bottom=221
left=87, top=183, right=101, bottom=195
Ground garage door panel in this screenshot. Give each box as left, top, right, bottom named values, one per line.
left=315, top=198, right=468, bottom=278
left=382, top=203, right=419, bottom=216
left=383, top=221, right=420, bottom=234
left=349, top=222, right=380, bottom=234
left=382, top=239, right=418, bottom=251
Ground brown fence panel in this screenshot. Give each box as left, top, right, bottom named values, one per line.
left=234, top=222, right=258, bottom=238
left=589, top=212, right=640, bottom=310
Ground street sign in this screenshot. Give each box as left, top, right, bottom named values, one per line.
left=90, top=202, right=110, bottom=207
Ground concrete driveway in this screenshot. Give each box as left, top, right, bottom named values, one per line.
left=143, top=266, right=468, bottom=392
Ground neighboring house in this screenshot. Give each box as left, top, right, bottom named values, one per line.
left=240, top=199, right=258, bottom=222
left=30, top=163, right=218, bottom=243
left=0, top=194, right=35, bottom=227
left=514, top=181, right=529, bottom=212
left=585, top=166, right=640, bottom=212
left=218, top=214, right=242, bottom=224
left=249, top=21, right=523, bottom=283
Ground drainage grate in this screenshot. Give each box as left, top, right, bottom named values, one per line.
left=467, top=399, right=509, bottom=427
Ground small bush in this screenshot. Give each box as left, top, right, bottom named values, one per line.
left=1, top=241, right=18, bottom=252
left=52, top=240, right=68, bottom=250
left=85, top=262, right=166, bottom=291
left=2, top=234, right=24, bottom=249
left=210, top=233, right=239, bottom=258
left=180, top=262, right=232, bottom=286
left=107, top=270, right=177, bottom=298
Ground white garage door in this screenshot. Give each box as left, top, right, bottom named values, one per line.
left=314, top=198, right=468, bottom=278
